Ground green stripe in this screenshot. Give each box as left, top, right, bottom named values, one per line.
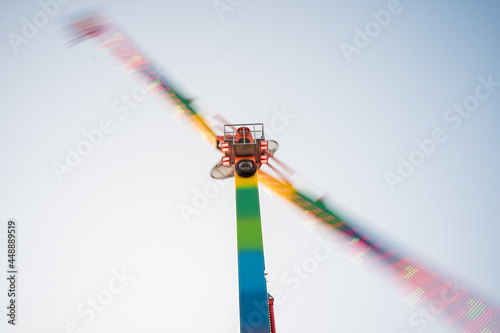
left=236, top=187, right=261, bottom=219
left=235, top=174, right=263, bottom=251
left=466, top=299, right=478, bottom=315
left=234, top=171, right=270, bottom=332
left=237, top=217, right=265, bottom=250
left=470, top=304, right=487, bottom=320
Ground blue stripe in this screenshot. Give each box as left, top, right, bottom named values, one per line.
left=238, top=252, right=270, bottom=332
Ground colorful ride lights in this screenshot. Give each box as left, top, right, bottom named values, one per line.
left=220, top=140, right=268, bottom=166
left=222, top=155, right=267, bottom=166
left=221, top=142, right=231, bottom=166
left=221, top=142, right=230, bottom=153
left=260, top=141, right=268, bottom=164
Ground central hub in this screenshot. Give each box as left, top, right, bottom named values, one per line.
left=219, top=123, right=269, bottom=169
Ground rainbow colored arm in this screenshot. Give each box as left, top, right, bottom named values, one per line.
left=235, top=165, right=271, bottom=333
left=259, top=170, right=500, bottom=333
left=65, top=11, right=499, bottom=332
left=66, top=11, right=217, bottom=146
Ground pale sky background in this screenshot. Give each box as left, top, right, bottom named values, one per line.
left=1, top=0, right=500, bottom=332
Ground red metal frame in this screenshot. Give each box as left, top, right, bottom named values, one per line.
left=268, top=294, right=276, bottom=333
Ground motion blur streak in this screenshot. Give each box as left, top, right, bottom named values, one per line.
left=64, top=10, right=499, bottom=333
left=65, top=11, right=217, bottom=146
left=258, top=170, right=499, bottom=332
